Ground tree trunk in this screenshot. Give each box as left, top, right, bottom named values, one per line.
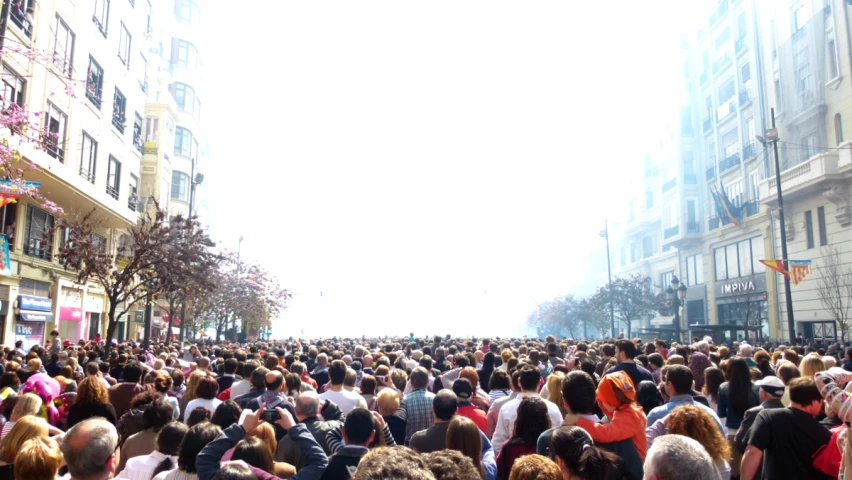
left=104, top=302, right=118, bottom=357
left=165, top=298, right=176, bottom=347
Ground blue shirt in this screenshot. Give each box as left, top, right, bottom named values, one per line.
left=646, top=394, right=727, bottom=435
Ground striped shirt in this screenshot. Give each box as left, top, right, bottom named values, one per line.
left=403, top=388, right=435, bottom=445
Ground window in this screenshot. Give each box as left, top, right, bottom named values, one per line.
left=795, top=51, right=811, bottom=92
left=642, top=236, right=653, bottom=259
left=0, top=66, right=25, bottom=108
left=174, top=40, right=198, bottom=70
left=829, top=39, right=839, bottom=79
left=803, top=133, right=818, bottom=161
left=174, top=127, right=193, bottom=157
left=714, top=237, right=763, bottom=280
left=112, top=88, right=126, bottom=132
left=836, top=114, right=843, bottom=145
left=793, top=3, right=808, bottom=33
left=86, top=56, right=104, bottom=108
left=160, top=173, right=170, bottom=209
left=739, top=241, right=753, bottom=276
left=661, top=271, right=674, bottom=291
left=44, top=102, right=67, bottom=162
left=645, top=191, right=653, bottom=209
left=176, top=0, right=200, bottom=24
left=736, top=12, right=746, bottom=39
left=52, top=16, right=75, bottom=76
left=139, top=54, right=148, bottom=93
left=118, top=22, right=131, bottom=68
left=663, top=202, right=677, bottom=228
left=741, top=62, right=751, bottom=83
left=725, top=179, right=744, bottom=206
left=687, top=199, right=697, bottom=225
left=106, top=156, right=121, bottom=199
left=683, top=151, right=695, bottom=174
left=748, top=170, right=760, bottom=201
left=9, top=0, right=34, bottom=37
left=726, top=244, right=739, bottom=280
left=715, top=248, right=727, bottom=281
left=93, top=0, right=109, bottom=36
left=80, top=132, right=97, bottom=183
left=90, top=233, right=106, bottom=253
left=24, top=205, right=54, bottom=261
left=128, top=174, right=138, bottom=211
left=681, top=106, right=693, bottom=136
left=818, top=206, right=828, bottom=246
left=145, top=116, right=159, bottom=143
left=686, top=253, right=704, bottom=285
left=171, top=171, right=189, bottom=201
left=630, top=243, right=639, bottom=263
left=133, top=114, right=143, bottom=154
left=805, top=210, right=815, bottom=249
left=173, top=83, right=199, bottom=116
left=19, top=279, right=50, bottom=298
left=718, top=78, right=735, bottom=103
left=745, top=117, right=755, bottom=146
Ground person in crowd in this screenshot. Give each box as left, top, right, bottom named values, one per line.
left=421, top=449, right=481, bottom=479
left=703, top=367, right=725, bottom=413
left=644, top=434, right=720, bottom=480
left=215, top=358, right=239, bottom=392
left=118, top=391, right=161, bottom=444
left=403, top=367, right=435, bottom=445
left=564, top=371, right=647, bottom=460
left=636, top=380, right=663, bottom=415
left=606, top=340, right=653, bottom=388
left=168, top=370, right=186, bottom=399
left=646, top=365, right=725, bottom=434
left=14, top=436, right=62, bottom=479
left=276, top=390, right=342, bottom=466
left=230, top=361, right=258, bottom=401
left=0, top=415, right=50, bottom=477
left=495, top=396, right=553, bottom=479
left=741, top=377, right=833, bottom=480
left=491, top=365, right=562, bottom=451
left=183, top=377, right=221, bottom=422
left=109, top=364, right=147, bottom=419
left=487, top=369, right=511, bottom=403
left=210, top=401, right=242, bottom=430
left=114, top=422, right=188, bottom=480
left=152, top=371, right=180, bottom=420
left=118, top=398, right=175, bottom=471
left=453, top=378, right=487, bottom=433
left=646, top=404, right=731, bottom=480
left=446, top=415, right=495, bottom=480
left=152, top=421, right=221, bottom=480
left=320, top=408, right=375, bottom=479
left=507, top=453, right=563, bottom=480
left=547, top=426, right=620, bottom=480
left=61, top=418, right=121, bottom=480
left=733, top=376, right=785, bottom=455
left=234, top=367, right=269, bottom=410
left=67, top=376, right=118, bottom=429
left=319, top=360, right=367, bottom=414
left=410, top=389, right=458, bottom=453
left=0, top=393, right=40, bottom=441
left=717, top=357, right=760, bottom=478
left=376, top=389, right=406, bottom=446
left=354, top=445, right=434, bottom=479
left=178, top=371, right=207, bottom=417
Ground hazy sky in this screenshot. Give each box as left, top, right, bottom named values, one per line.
left=201, top=1, right=706, bottom=338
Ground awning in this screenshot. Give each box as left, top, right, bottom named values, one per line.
left=19, top=311, right=53, bottom=322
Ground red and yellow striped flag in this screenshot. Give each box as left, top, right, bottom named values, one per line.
left=789, top=260, right=812, bottom=285
left=759, top=260, right=789, bottom=279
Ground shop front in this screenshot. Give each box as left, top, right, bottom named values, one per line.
left=85, top=294, right=105, bottom=339
left=58, top=306, right=83, bottom=343
left=15, top=294, right=53, bottom=350
left=701, top=276, right=769, bottom=344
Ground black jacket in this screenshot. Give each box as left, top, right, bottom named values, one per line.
left=320, top=446, right=369, bottom=480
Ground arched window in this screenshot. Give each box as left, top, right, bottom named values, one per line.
left=835, top=113, right=843, bottom=145
left=174, top=40, right=198, bottom=70
left=171, top=171, right=189, bottom=202
left=174, top=127, right=193, bottom=157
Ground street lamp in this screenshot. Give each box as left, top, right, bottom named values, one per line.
left=600, top=221, right=616, bottom=338
left=666, top=275, right=688, bottom=343
left=178, top=160, right=204, bottom=343
left=755, top=108, right=795, bottom=343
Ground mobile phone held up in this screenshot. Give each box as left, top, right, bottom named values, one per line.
left=262, top=408, right=280, bottom=424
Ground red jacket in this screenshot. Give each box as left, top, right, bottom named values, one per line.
left=576, top=404, right=647, bottom=460
left=458, top=404, right=487, bottom=433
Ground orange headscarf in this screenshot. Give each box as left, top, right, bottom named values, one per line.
left=596, top=371, right=636, bottom=409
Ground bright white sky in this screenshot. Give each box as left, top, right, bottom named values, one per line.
left=201, top=1, right=709, bottom=338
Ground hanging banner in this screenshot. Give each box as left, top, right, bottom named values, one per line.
left=759, top=259, right=813, bottom=285
left=0, top=235, right=10, bottom=277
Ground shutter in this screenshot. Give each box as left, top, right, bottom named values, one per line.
left=0, top=285, right=10, bottom=302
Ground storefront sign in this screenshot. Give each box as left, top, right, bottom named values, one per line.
left=15, top=320, right=44, bottom=350
left=18, top=295, right=51, bottom=312
left=134, top=311, right=144, bottom=324
left=719, top=280, right=756, bottom=295
left=19, top=311, right=52, bottom=322
left=59, top=306, right=83, bottom=321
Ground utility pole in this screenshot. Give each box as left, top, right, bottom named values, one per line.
left=601, top=221, right=616, bottom=338
left=178, top=158, right=201, bottom=343
left=234, top=235, right=243, bottom=340
left=766, top=108, right=796, bottom=343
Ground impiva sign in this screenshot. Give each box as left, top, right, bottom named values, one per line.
left=720, top=280, right=756, bottom=295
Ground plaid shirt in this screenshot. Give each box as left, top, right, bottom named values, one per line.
left=403, top=388, right=435, bottom=445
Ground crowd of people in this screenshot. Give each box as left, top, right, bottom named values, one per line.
left=0, top=330, right=851, bottom=479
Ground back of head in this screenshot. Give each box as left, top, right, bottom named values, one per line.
left=328, top=360, right=347, bottom=385
left=445, top=416, right=482, bottom=473
left=143, top=398, right=175, bottom=431
left=61, top=418, right=119, bottom=480
left=251, top=367, right=270, bottom=389
left=433, top=389, right=458, bottom=421
left=15, top=436, right=62, bottom=480
left=666, top=365, right=694, bottom=395
left=615, top=339, right=636, bottom=359
left=549, top=426, right=618, bottom=480
left=157, top=422, right=189, bottom=456
left=422, top=449, right=481, bottom=480
left=213, top=462, right=257, bottom=480
left=518, top=365, right=541, bottom=391
left=179, top=422, right=222, bottom=473
left=788, top=377, right=822, bottom=406
left=409, top=367, right=429, bottom=390
left=211, top=401, right=242, bottom=429
left=295, top=391, right=321, bottom=418
left=123, top=364, right=142, bottom=383
left=232, top=436, right=274, bottom=474
left=376, top=389, right=400, bottom=417
left=561, top=371, right=596, bottom=415
left=508, top=454, right=562, bottom=480
left=352, top=446, right=435, bottom=480
left=644, top=434, right=719, bottom=480
left=344, top=408, right=375, bottom=446
left=0, top=415, right=49, bottom=462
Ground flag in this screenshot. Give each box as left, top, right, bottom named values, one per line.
left=711, top=186, right=742, bottom=226
left=789, top=260, right=812, bottom=285
left=759, top=259, right=789, bottom=279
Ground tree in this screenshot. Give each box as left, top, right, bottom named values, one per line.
left=54, top=204, right=212, bottom=354
left=817, top=246, right=852, bottom=342
left=590, top=273, right=663, bottom=338
left=152, top=215, right=219, bottom=346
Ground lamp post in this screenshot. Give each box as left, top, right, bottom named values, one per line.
left=600, top=222, right=616, bottom=338
left=666, top=275, right=688, bottom=343
left=178, top=159, right=203, bottom=343
left=756, top=108, right=796, bottom=343
left=234, top=235, right=244, bottom=340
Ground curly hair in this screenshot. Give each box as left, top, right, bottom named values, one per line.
left=667, top=404, right=730, bottom=462
left=75, top=377, right=109, bottom=406
left=508, top=454, right=562, bottom=480
left=508, top=397, right=552, bottom=447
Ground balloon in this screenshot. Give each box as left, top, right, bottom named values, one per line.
left=22, top=373, right=60, bottom=399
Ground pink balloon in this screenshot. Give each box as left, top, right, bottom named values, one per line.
left=22, top=373, right=60, bottom=400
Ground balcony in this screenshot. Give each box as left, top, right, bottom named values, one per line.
left=717, top=99, right=736, bottom=123
left=106, top=185, right=119, bottom=200
left=742, top=142, right=756, bottom=160
left=9, top=5, right=33, bottom=38
left=85, top=84, right=102, bottom=109
left=709, top=216, right=720, bottom=230
left=739, top=89, right=751, bottom=106
left=704, top=118, right=712, bottom=133
left=662, top=178, right=677, bottom=193
left=684, top=173, right=697, bottom=184
left=744, top=201, right=759, bottom=217
left=706, top=165, right=716, bottom=181
left=760, top=151, right=841, bottom=203
left=713, top=53, right=732, bottom=74
left=735, top=37, right=746, bottom=54
left=112, top=112, right=126, bottom=133
left=687, top=221, right=701, bottom=234
left=133, top=133, right=144, bottom=155
left=79, top=167, right=95, bottom=184
left=720, top=152, right=740, bottom=173
left=664, top=225, right=680, bottom=239
left=128, top=196, right=138, bottom=212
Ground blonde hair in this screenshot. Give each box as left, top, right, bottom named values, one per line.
left=545, top=371, right=567, bottom=416
left=183, top=370, right=208, bottom=402
left=249, top=422, right=277, bottom=457
left=11, top=393, right=42, bottom=420
left=509, top=454, right=562, bottom=480
left=376, top=389, right=400, bottom=417
left=14, top=436, right=62, bottom=479
left=799, top=354, right=826, bottom=379
left=0, top=415, right=48, bottom=462
left=26, top=358, right=41, bottom=371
